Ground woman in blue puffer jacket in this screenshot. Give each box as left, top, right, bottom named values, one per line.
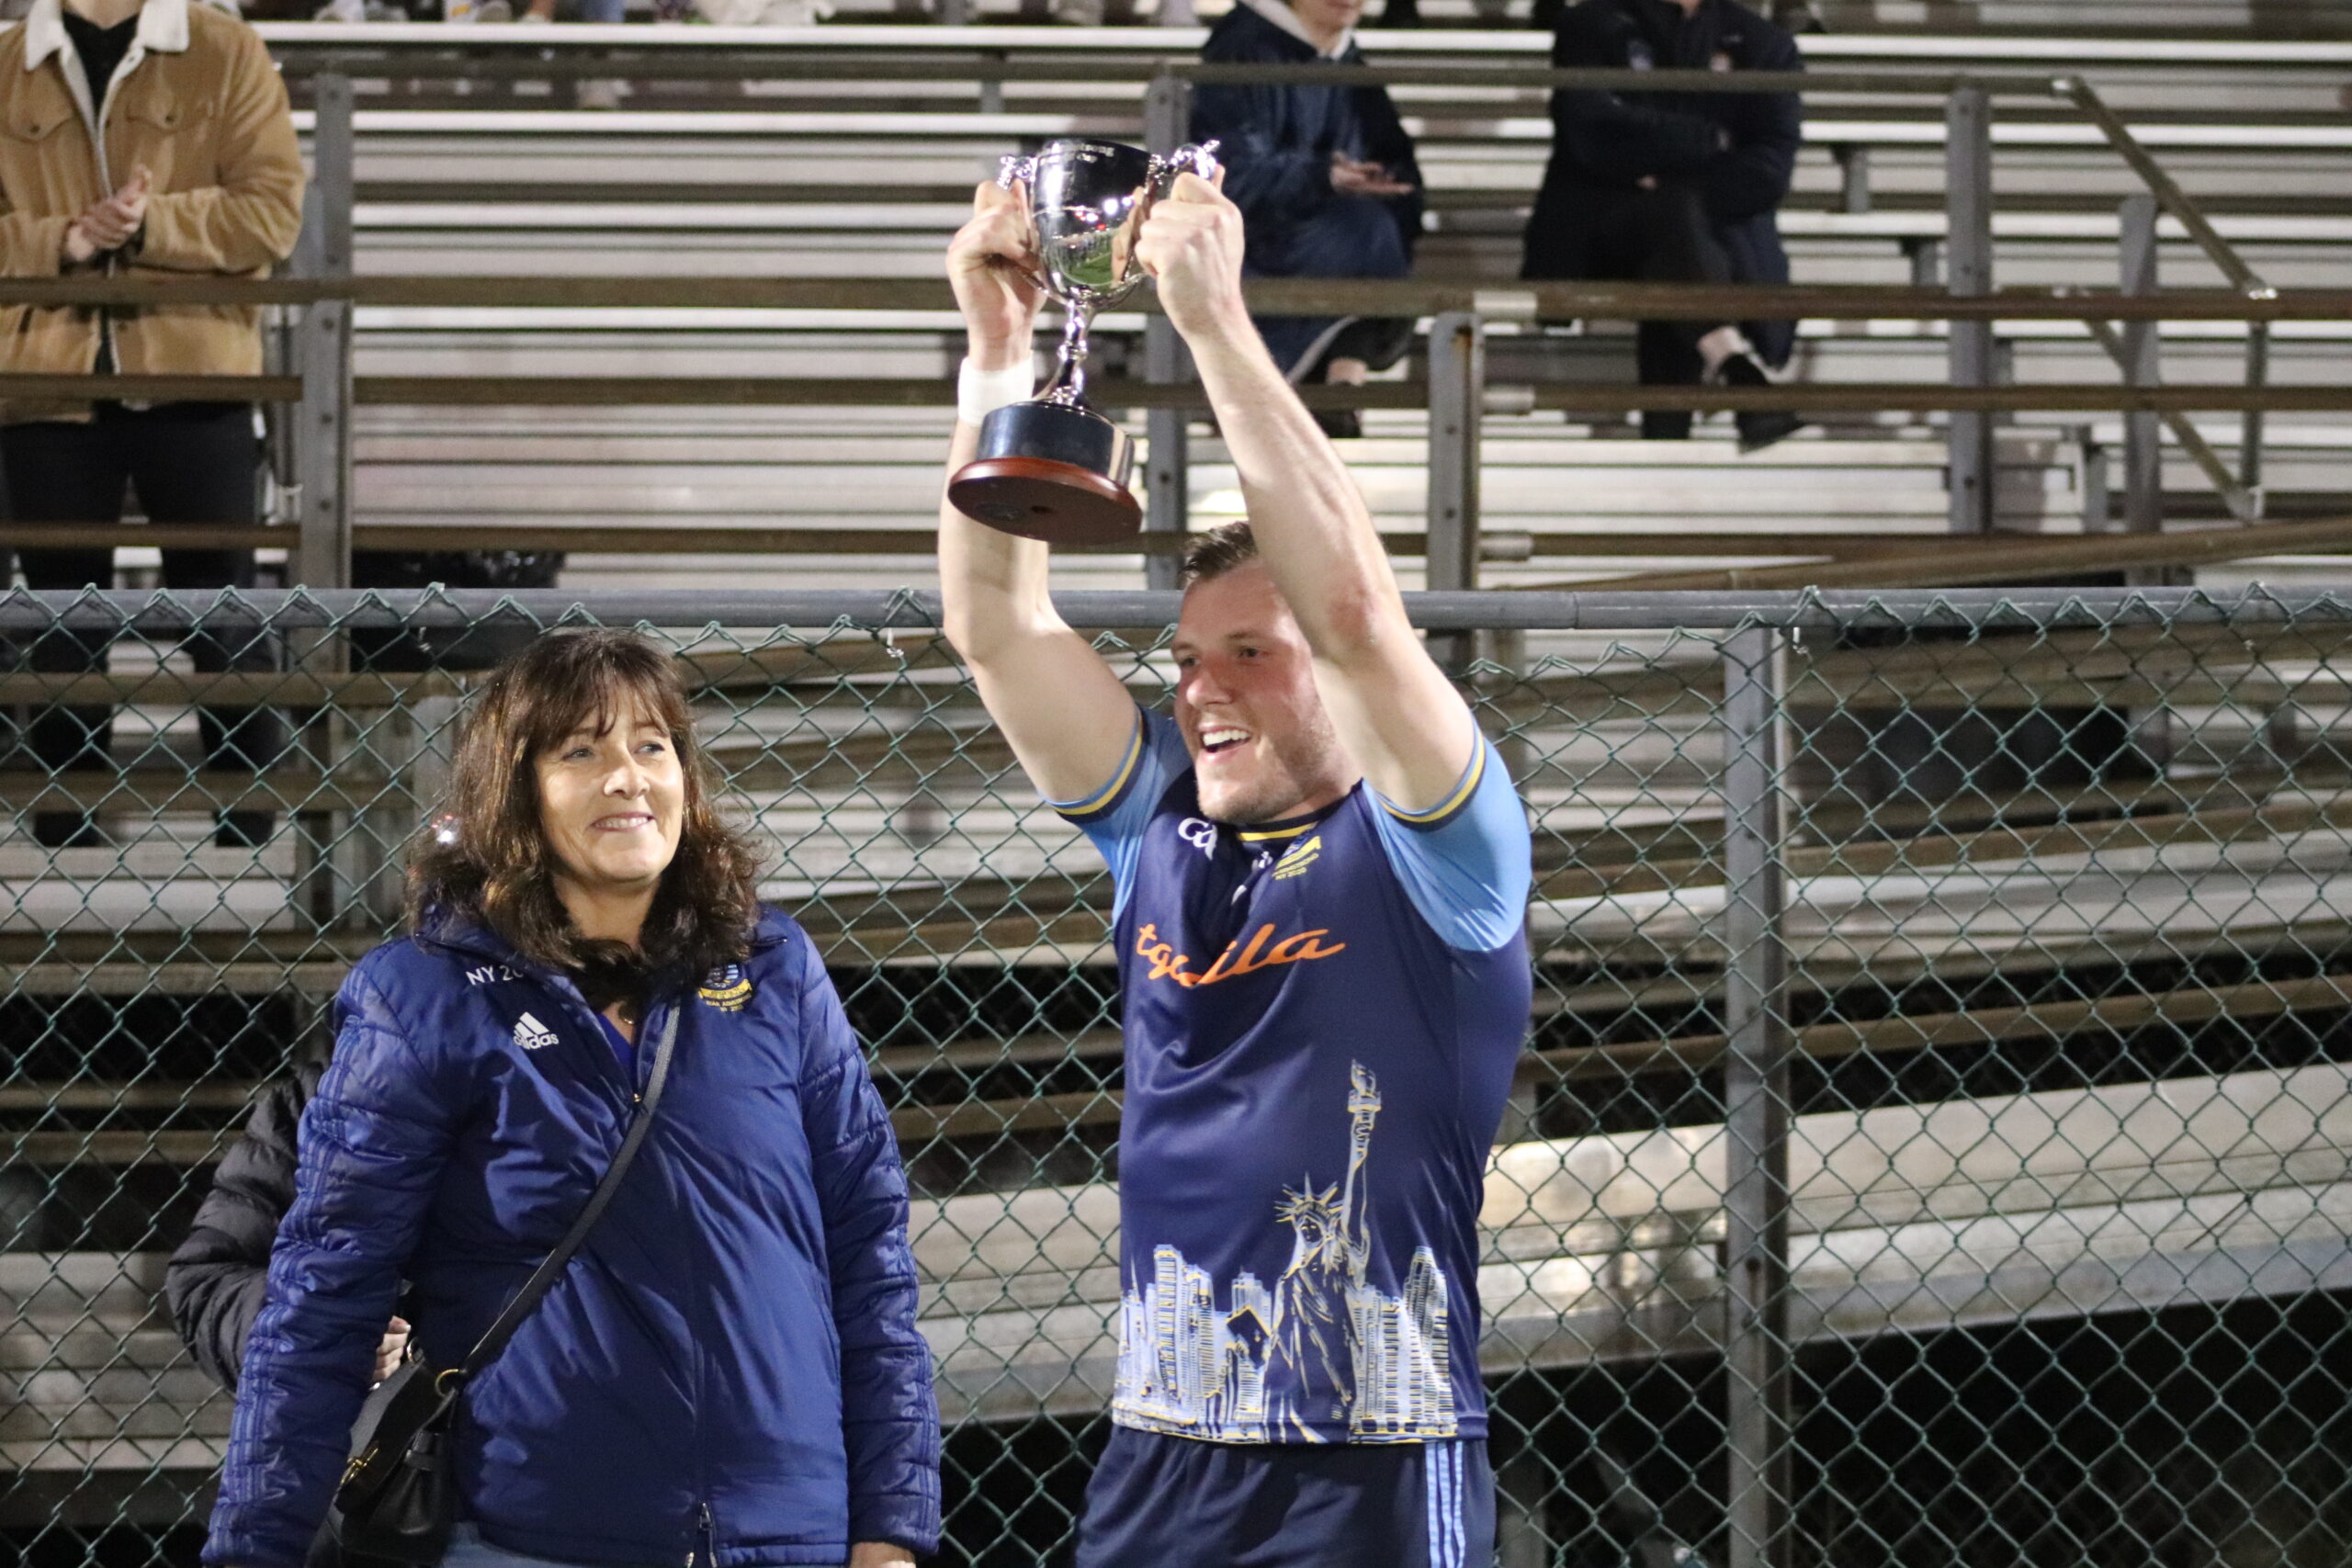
left=205, top=628, right=940, bottom=1568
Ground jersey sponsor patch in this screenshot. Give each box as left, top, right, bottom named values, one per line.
left=1133, top=919, right=1346, bottom=989
left=698, top=964, right=754, bottom=1011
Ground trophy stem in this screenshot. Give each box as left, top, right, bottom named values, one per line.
left=1043, top=308, right=1092, bottom=407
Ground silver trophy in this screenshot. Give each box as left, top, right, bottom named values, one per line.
left=949, top=136, right=1220, bottom=546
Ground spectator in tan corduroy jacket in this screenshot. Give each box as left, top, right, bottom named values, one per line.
left=0, top=0, right=303, bottom=850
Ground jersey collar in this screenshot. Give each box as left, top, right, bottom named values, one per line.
left=1229, top=788, right=1353, bottom=844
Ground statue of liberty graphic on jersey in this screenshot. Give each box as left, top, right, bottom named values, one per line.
left=1114, top=1062, right=1458, bottom=1443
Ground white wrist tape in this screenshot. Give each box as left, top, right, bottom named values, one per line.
left=957, top=358, right=1035, bottom=426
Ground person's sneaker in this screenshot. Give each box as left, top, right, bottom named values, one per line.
left=1327, top=314, right=1419, bottom=376
left=1717, top=350, right=1804, bottom=453
left=215, top=812, right=275, bottom=851
left=1313, top=407, right=1364, bottom=441
left=32, top=812, right=105, bottom=850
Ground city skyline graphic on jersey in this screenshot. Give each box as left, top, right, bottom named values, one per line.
left=1114, top=1062, right=1458, bottom=1442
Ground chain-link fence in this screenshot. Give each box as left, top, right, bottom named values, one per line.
left=4, top=587, right=2348, bottom=1568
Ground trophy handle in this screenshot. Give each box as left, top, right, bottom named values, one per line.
left=988, top=153, right=1054, bottom=299
left=1148, top=141, right=1221, bottom=197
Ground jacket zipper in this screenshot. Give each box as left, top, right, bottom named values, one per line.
left=685, top=1500, right=716, bottom=1567
left=62, top=38, right=141, bottom=373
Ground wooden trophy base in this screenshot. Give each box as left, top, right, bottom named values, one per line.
left=949, top=400, right=1141, bottom=545
left=948, top=456, right=1143, bottom=546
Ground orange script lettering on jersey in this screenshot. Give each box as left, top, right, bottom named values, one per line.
left=1134, top=920, right=1347, bottom=988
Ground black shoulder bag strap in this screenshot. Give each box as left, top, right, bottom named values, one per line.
left=332, top=1006, right=682, bottom=1567
left=457, top=1004, right=681, bottom=1383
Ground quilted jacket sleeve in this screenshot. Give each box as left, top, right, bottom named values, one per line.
left=795, top=939, right=942, bottom=1555
left=202, top=960, right=467, bottom=1568
left=165, top=1066, right=320, bottom=1393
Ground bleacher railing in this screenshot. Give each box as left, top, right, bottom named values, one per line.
left=3, top=585, right=2350, bottom=1568
left=4, top=39, right=2344, bottom=591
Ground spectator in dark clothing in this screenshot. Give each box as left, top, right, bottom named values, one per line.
left=165, top=1064, right=412, bottom=1395
left=1192, top=0, right=1423, bottom=437
left=1522, top=0, right=1805, bottom=450
left=169, top=1064, right=408, bottom=1568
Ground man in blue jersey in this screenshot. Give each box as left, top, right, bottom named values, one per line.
left=939, top=169, right=1533, bottom=1568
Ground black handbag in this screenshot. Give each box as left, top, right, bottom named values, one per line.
left=328, top=1008, right=680, bottom=1566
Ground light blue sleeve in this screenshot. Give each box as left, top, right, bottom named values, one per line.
left=1046, top=706, right=1191, bottom=922
left=1366, top=734, right=1532, bottom=953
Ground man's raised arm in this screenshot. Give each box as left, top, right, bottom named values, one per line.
left=938, top=182, right=1139, bottom=805
left=1132, top=175, right=1476, bottom=812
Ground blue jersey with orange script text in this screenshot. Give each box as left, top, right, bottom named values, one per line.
left=1055, top=707, right=1532, bottom=1446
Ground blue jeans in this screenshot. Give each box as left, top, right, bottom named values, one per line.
left=443, top=1524, right=637, bottom=1568
left=1244, top=193, right=1413, bottom=378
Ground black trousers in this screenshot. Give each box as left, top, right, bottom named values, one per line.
left=1523, top=182, right=1736, bottom=388
left=4, top=402, right=283, bottom=843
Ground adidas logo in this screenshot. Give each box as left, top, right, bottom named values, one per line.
left=512, top=1011, right=559, bottom=1052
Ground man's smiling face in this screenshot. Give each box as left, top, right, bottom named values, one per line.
left=1171, top=563, right=1357, bottom=825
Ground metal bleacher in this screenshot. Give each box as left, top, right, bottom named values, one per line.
left=236, top=21, right=2352, bottom=596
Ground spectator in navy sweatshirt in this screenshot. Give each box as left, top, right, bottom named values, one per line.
left=1523, top=0, right=1805, bottom=451
left=1192, top=0, right=1422, bottom=437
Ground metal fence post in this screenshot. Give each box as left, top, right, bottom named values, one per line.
left=1720, top=625, right=1792, bottom=1568
left=293, top=74, right=359, bottom=931
left=296, top=73, right=355, bottom=593
left=2119, top=193, right=2162, bottom=545
left=1426, top=310, right=1483, bottom=672
left=1945, top=84, right=1995, bottom=534
left=1143, top=73, right=1193, bottom=591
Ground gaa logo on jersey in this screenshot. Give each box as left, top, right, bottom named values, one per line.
left=698, top=964, right=754, bottom=1012
left=1272, top=834, right=1322, bottom=882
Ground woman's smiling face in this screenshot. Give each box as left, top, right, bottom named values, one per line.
left=534, top=697, right=686, bottom=901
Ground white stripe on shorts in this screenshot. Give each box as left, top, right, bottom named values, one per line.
left=1423, top=1439, right=1465, bottom=1568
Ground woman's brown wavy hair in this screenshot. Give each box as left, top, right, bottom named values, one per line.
left=405, top=627, right=764, bottom=982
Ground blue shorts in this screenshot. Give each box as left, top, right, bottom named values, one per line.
left=1074, top=1426, right=1495, bottom=1568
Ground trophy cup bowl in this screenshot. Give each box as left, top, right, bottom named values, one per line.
left=948, top=137, right=1219, bottom=546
